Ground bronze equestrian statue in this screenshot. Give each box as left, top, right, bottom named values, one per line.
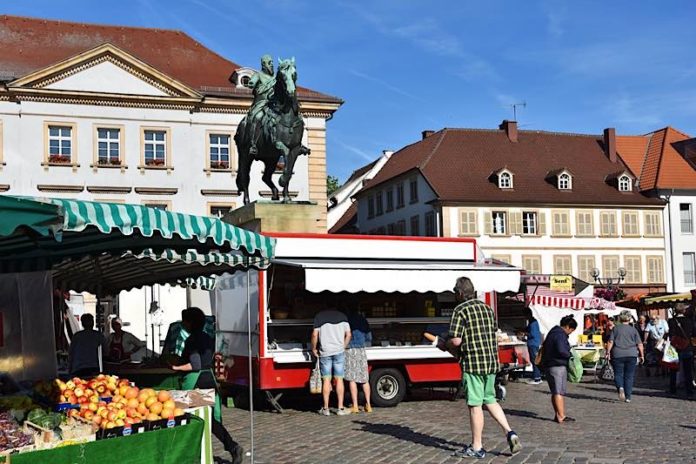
left=235, top=56, right=310, bottom=204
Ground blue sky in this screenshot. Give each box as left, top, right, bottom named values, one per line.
left=5, top=1, right=696, bottom=182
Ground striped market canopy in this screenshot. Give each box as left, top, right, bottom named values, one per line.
left=0, top=196, right=274, bottom=293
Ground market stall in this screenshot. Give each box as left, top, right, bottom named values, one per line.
left=0, top=196, right=275, bottom=463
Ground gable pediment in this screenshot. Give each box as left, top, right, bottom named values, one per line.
left=8, top=43, right=201, bottom=99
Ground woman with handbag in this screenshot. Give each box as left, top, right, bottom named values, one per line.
left=667, top=304, right=694, bottom=397
left=605, top=311, right=644, bottom=403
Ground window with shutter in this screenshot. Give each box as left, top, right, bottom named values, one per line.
left=643, top=212, right=662, bottom=236
left=553, top=255, right=572, bottom=275
left=538, top=211, right=547, bottom=235
left=511, top=211, right=523, bottom=235
left=367, top=196, right=375, bottom=219
left=522, top=211, right=537, bottom=235
left=622, top=211, right=639, bottom=236
left=575, top=210, right=594, bottom=236
left=376, top=192, right=384, bottom=216
left=577, top=255, right=596, bottom=282
left=491, top=211, right=507, bottom=235
left=491, top=254, right=512, bottom=264
left=459, top=209, right=478, bottom=236
left=646, top=256, right=664, bottom=283
left=623, top=256, right=642, bottom=284
left=483, top=211, right=492, bottom=235
left=602, top=255, right=620, bottom=279
left=522, top=255, right=542, bottom=274
left=599, top=211, right=617, bottom=237
left=551, top=210, right=570, bottom=236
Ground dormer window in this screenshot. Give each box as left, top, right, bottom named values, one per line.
left=498, top=170, right=513, bottom=189
left=558, top=173, right=572, bottom=190
left=618, top=175, right=632, bottom=192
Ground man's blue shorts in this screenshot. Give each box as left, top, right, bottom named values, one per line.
left=319, top=352, right=345, bottom=379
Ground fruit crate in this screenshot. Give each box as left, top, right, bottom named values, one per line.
left=145, top=413, right=191, bottom=432
left=97, top=421, right=147, bottom=440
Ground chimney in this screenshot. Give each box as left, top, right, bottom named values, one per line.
left=422, top=130, right=434, bottom=140
left=499, top=120, right=518, bottom=142
left=603, top=128, right=617, bottom=163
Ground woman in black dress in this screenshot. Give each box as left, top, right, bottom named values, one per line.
left=171, top=307, right=243, bottom=464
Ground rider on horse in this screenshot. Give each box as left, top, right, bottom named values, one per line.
left=244, top=55, right=276, bottom=156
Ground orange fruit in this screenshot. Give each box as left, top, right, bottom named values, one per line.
left=137, top=391, right=149, bottom=403
left=160, top=408, right=174, bottom=420
left=149, top=401, right=163, bottom=415
left=156, top=391, right=171, bottom=403
left=125, top=387, right=139, bottom=400
left=162, top=400, right=175, bottom=411
left=145, top=396, right=157, bottom=408
left=145, top=413, right=160, bottom=421
left=137, top=404, right=149, bottom=416
left=127, top=398, right=139, bottom=409
left=173, top=408, right=185, bottom=417
left=141, top=388, right=155, bottom=398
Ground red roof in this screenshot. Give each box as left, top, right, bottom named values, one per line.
left=361, top=127, right=663, bottom=206
left=0, top=15, right=340, bottom=103
left=328, top=202, right=358, bottom=234
left=616, top=127, right=696, bottom=190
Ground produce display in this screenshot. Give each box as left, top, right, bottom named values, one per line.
left=0, top=374, right=189, bottom=458
left=0, top=412, right=34, bottom=453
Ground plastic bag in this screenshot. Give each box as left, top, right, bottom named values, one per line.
left=662, top=341, right=679, bottom=364
left=567, top=349, right=583, bottom=383
left=309, top=358, right=322, bottom=394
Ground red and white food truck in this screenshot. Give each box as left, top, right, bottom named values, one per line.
left=213, top=234, right=522, bottom=407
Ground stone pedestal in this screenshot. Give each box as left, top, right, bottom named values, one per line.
left=222, top=200, right=325, bottom=234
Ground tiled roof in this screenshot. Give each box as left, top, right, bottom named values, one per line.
left=361, top=127, right=663, bottom=206
left=616, top=127, right=696, bottom=190
left=328, top=202, right=357, bottom=234
left=0, top=15, right=341, bottom=103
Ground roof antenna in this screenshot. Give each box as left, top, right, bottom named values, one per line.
left=510, top=101, right=526, bottom=121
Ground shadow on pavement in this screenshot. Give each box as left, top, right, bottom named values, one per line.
left=352, top=420, right=464, bottom=452
left=680, top=425, right=696, bottom=430
left=504, top=408, right=555, bottom=422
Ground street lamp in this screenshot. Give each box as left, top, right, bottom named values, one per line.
left=591, top=267, right=626, bottom=288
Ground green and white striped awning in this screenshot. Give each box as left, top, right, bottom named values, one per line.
left=0, top=196, right=275, bottom=294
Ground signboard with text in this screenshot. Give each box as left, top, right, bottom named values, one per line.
left=550, top=275, right=573, bottom=292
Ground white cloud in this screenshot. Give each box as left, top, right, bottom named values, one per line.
left=348, top=69, right=426, bottom=103
left=336, top=140, right=377, bottom=162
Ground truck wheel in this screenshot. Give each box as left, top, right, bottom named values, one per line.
left=370, top=368, right=406, bottom=407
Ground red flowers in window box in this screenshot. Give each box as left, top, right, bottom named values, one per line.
left=49, top=154, right=71, bottom=164
left=98, top=158, right=122, bottom=166
left=145, top=159, right=165, bottom=167
left=210, top=161, right=229, bottom=169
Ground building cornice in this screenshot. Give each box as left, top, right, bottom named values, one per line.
left=432, top=200, right=666, bottom=209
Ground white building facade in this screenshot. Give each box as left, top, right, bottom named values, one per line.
left=0, top=17, right=341, bottom=349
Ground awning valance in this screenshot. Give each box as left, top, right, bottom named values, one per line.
left=643, top=292, right=693, bottom=306
left=273, top=259, right=521, bottom=294
left=0, top=196, right=275, bottom=273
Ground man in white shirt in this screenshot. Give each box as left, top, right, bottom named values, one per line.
left=106, top=318, right=145, bottom=362
left=311, top=309, right=351, bottom=416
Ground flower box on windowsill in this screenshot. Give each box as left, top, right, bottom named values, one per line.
left=145, top=159, right=166, bottom=167
left=210, top=161, right=230, bottom=170
left=48, top=154, right=72, bottom=164
left=98, top=159, right=122, bottom=167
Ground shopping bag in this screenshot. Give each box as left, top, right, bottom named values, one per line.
left=654, top=338, right=665, bottom=352
left=599, top=360, right=614, bottom=381
left=534, top=345, right=544, bottom=367
left=662, top=341, right=679, bottom=364
left=309, top=358, right=322, bottom=394
left=567, top=349, right=583, bottom=383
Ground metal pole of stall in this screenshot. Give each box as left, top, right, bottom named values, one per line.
left=246, top=261, right=254, bottom=463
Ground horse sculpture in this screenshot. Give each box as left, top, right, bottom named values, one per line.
left=235, top=58, right=310, bottom=204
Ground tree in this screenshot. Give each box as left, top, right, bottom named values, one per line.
left=327, top=175, right=340, bottom=196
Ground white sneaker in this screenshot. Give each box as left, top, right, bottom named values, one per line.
left=318, top=407, right=330, bottom=416
left=336, top=408, right=351, bottom=416
left=618, top=388, right=625, bottom=401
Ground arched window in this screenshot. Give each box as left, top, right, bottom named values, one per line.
left=558, top=173, right=572, bottom=190
left=618, top=175, right=632, bottom=192
left=499, top=172, right=513, bottom=189
left=241, top=75, right=250, bottom=87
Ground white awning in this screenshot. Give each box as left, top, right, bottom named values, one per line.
left=273, top=259, right=521, bottom=294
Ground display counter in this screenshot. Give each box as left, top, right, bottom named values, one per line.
left=5, top=416, right=204, bottom=464
left=104, top=364, right=183, bottom=390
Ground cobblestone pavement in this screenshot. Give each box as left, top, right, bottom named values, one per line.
left=215, top=373, right=695, bottom=464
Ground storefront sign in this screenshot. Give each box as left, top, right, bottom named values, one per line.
left=550, top=275, right=573, bottom=292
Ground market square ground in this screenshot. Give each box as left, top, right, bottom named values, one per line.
left=216, top=375, right=695, bottom=464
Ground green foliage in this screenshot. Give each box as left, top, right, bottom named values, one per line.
left=327, top=175, right=340, bottom=196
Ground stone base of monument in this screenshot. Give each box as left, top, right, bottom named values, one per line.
left=222, top=200, right=324, bottom=234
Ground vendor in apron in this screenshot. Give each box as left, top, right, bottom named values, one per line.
left=171, top=307, right=244, bottom=464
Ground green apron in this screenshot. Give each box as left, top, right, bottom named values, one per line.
left=181, top=368, right=223, bottom=422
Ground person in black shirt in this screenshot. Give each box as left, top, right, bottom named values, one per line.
left=171, top=307, right=244, bottom=464
left=667, top=303, right=694, bottom=397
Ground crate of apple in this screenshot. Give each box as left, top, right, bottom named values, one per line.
left=54, top=374, right=125, bottom=404
left=68, top=387, right=184, bottom=432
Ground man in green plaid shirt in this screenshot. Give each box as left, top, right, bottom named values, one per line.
left=445, top=277, right=521, bottom=459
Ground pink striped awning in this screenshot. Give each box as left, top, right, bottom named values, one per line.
left=516, top=286, right=616, bottom=310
